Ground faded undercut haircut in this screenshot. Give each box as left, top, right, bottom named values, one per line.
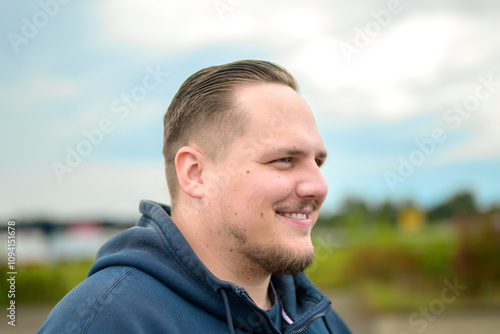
left=162, top=59, right=298, bottom=205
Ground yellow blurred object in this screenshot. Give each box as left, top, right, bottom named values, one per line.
left=398, top=206, right=426, bottom=232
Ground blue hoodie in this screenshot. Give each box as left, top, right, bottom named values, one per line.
left=39, top=200, right=351, bottom=334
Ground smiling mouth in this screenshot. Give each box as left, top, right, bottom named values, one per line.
left=277, top=212, right=308, bottom=220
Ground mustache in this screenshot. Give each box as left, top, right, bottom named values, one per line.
left=274, top=200, right=318, bottom=212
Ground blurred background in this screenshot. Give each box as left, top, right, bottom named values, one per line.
left=1, top=0, right=500, bottom=333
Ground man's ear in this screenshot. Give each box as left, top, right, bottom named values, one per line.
left=175, top=146, right=205, bottom=199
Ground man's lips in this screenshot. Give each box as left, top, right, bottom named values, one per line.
left=275, top=210, right=313, bottom=228
left=276, top=211, right=310, bottom=220
left=274, top=201, right=318, bottom=226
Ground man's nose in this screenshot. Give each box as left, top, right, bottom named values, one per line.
left=295, top=161, right=328, bottom=202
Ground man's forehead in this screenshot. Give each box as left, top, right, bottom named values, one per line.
left=235, top=84, right=315, bottom=124
left=234, top=83, right=304, bottom=109
left=231, top=82, right=325, bottom=151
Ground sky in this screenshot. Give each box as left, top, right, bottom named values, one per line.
left=1, top=0, right=499, bottom=221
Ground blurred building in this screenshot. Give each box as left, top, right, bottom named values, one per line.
left=397, top=205, right=426, bottom=232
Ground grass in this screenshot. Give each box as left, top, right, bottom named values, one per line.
left=1, top=259, right=94, bottom=305
left=308, top=223, right=500, bottom=311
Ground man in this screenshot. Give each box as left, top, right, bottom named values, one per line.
left=39, top=60, right=351, bottom=333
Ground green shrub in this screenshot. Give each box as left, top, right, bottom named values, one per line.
left=309, top=221, right=500, bottom=310
left=0, top=260, right=94, bottom=305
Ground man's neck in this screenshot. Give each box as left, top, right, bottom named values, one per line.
left=172, top=209, right=273, bottom=310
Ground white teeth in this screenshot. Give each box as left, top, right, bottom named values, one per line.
left=281, top=212, right=307, bottom=219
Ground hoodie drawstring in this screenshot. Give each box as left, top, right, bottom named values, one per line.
left=219, top=289, right=236, bottom=334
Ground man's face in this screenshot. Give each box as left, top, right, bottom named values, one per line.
left=204, top=83, right=328, bottom=275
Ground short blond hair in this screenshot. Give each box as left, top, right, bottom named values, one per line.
left=162, top=60, right=298, bottom=204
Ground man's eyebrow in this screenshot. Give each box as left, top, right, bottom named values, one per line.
left=265, top=148, right=328, bottom=159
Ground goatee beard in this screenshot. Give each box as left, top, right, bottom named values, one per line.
left=240, top=241, right=316, bottom=276
left=223, top=222, right=316, bottom=276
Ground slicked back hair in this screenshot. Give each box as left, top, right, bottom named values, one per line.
left=162, top=60, right=298, bottom=205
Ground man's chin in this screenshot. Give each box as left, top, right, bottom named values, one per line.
left=236, top=234, right=316, bottom=276
left=274, top=250, right=315, bottom=275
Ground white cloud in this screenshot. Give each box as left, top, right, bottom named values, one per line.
left=96, top=0, right=253, bottom=51
left=443, top=109, right=500, bottom=161
left=275, top=8, right=326, bottom=39
left=95, top=0, right=334, bottom=53
left=287, top=15, right=461, bottom=121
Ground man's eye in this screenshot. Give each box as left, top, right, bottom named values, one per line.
left=273, top=157, right=292, bottom=164
left=315, top=159, right=324, bottom=167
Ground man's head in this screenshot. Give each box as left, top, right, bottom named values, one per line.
left=163, top=60, right=328, bottom=276
left=163, top=60, right=298, bottom=205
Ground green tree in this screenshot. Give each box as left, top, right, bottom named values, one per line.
left=428, top=190, right=477, bottom=222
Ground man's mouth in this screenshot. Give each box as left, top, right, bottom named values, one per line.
left=277, top=212, right=308, bottom=220
left=274, top=201, right=317, bottom=224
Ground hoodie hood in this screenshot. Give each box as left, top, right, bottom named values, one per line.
left=87, top=200, right=334, bottom=333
